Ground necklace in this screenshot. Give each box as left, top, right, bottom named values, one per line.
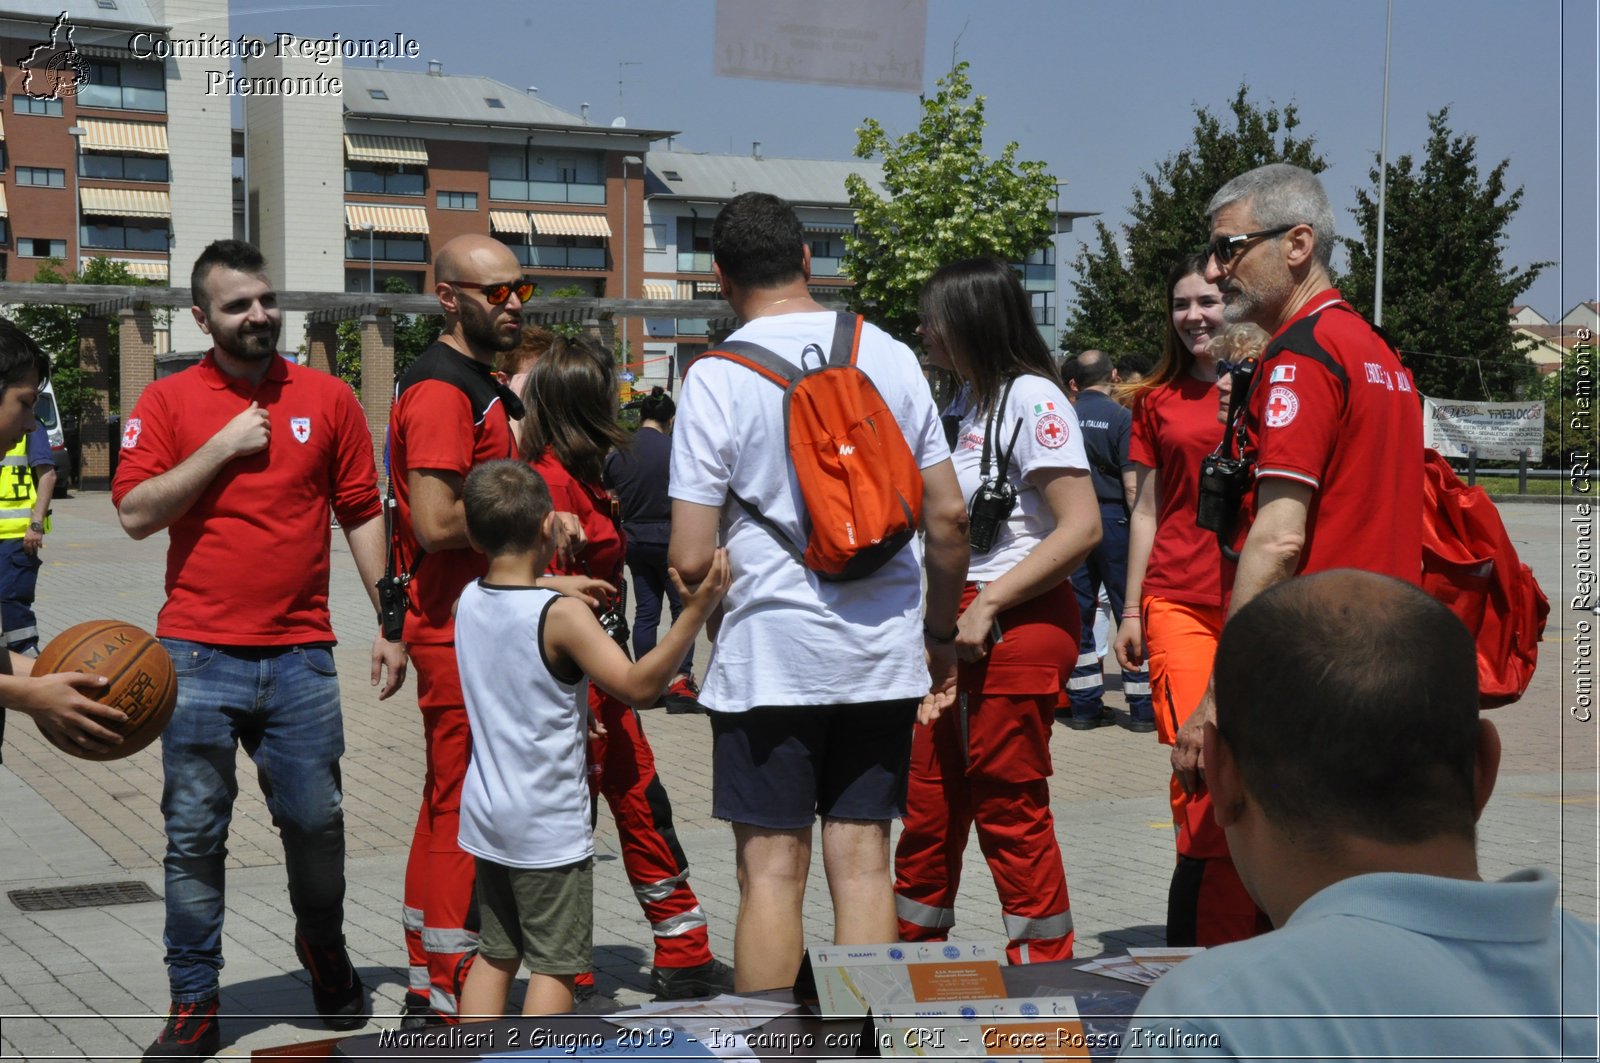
left=754, top=295, right=816, bottom=317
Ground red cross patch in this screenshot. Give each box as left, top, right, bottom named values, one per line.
left=121, top=418, right=142, bottom=449
left=1264, top=386, right=1299, bottom=428
left=1035, top=412, right=1069, bottom=449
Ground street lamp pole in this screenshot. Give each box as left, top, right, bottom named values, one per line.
left=67, top=125, right=85, bottom=273
left=621, top=154, right=643, bottom=371
left=361, top=221, right=375, bottom=292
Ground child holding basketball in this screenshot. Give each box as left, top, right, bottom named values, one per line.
left=453, top=459, right=730, bottom=1019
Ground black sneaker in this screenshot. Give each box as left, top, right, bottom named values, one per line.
left=1064, top=707, right=1114, bottom=731
left=294, top=932, right=367, bottom=1030
left=1121, top=716, right=1157, bottom=734
left=662, top=674, right=706, bottom=715
left=650, top=958, right=733, bottom=1001
left=399, top=993, right=442, bottom=1031
left=144, top=996, right=220, bottom=1060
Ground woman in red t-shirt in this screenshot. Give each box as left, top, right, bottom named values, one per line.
left=518, top=337, right=728, bottom=1000
left=1113, top=253, right=1267, bottom=948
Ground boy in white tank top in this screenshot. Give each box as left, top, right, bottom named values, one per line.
left=453, top=460, right=730, bottom=1018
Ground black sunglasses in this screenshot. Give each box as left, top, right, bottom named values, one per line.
left=444, top=279, right=536, bottom=304
left=1206, top=225, right=1297, bottom=265
left=1216, top=358, right=1257, bottom=376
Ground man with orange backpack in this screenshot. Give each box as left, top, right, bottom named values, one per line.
left=668, top=192, right=970, bottom=993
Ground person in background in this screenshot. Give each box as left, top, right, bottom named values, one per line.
left=607, top=387, right=701, bottom=712
left=1059, top=349, right=1152, bottom=733
left=1209, top=324, right=1270, bottom=425
left=1113, top=254, right=1266, bottom=947
left=494, top=325, right=554, bottom=451
left=0, top=420, right=56, bottom=657
left=1120, top=570, right=1597, bottom=1061
left=895, top=256, right=1100, bottom=964
left=1113, top=352, right=1155, bottom=394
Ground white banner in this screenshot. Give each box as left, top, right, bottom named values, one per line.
left=1422, top=396, right=1545, bottom=460
left=714, top=0, right=926, bottom=93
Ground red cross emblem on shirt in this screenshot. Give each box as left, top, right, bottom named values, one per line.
left=1035, top=412, right=1069, bottom=449
left=1264, top=385, right=1299, bottom=428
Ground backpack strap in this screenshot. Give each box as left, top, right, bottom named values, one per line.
left=827, top=312, right=865, bottom=368
left=695, top=340, right=799, bottom=389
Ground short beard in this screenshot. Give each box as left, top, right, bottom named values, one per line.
left=460, top=298, right=519, bottom=355
left=220, top=329, right=278, bottom=362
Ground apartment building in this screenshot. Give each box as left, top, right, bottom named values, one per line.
left=243, top=51, right=675, bottom=353
left=0, top=0, right=232, bottom=352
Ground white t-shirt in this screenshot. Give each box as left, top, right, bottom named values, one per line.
left=455, top=582, right=592, bottom=869
left=670, top=311, right=948, bottom=713
left=948, top=375, right=1089, bottom=582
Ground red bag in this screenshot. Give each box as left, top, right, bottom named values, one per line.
left=693, top=313, right=924, bottom=581
left=1420, top=449, right=1549, bottom=707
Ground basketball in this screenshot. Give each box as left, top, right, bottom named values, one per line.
left=33, top=621, right=178, bottom=762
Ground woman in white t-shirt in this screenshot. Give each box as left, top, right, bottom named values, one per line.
left=893, top=256, right=1102, bottom=964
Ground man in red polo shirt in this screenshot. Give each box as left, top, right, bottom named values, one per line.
left=114, top=240, right=406, bottom=1059
left=388, top=234, right=536, bottom=1026
left=1171, top=163, right=1424, bottom=808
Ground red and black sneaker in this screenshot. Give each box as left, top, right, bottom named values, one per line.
left=294, top=931, right=367, bottom=1030
left=662, top=673, right=705, bottom=715
left=143, top=996, right=220, bottom=1060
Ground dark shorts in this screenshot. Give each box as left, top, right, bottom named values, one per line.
left=710, top=699, right=919, bottom=829
left=474, top=856, right=592, bottom=975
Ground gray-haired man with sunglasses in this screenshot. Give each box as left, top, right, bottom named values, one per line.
left=1170, top=163, right=1423, bottom=803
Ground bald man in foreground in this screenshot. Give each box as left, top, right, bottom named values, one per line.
left=389, top=236, right=533, bottom=1025
left=1120, top=570, right=1597, bottom=1060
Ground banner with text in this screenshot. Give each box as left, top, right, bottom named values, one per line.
left=1423, top=396, right=1545, bottom=460
left=714, top=0, right=926, bottom=93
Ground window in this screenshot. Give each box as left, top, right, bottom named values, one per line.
left=82, top=220, right=169, bottom=251
left=662, top=170, right=681, bottom=182
left=78, top=59, right=166, bottom=112
left=487, top=148, right=605, bottom=203
left=485, top=98, right=504, bottom=108
left=346, top=234, right=427, bottom=262
left=16, top=167, right=65, bottom=188
left=96, top=0, right=117, bottom=8
left=20, top=238, right=66, bottom=258
left=344, top=164, right=424, bottom=196
left=345, top=268, right=423, bottom=294
left=436, top=190, right=477, bottom=210
left=676, top=218, right=715, bottom=272
left=496, top=234, right=606, bottom=270
left=14, top=96, right=62, bottom=117
left=368, top=89, right=388, bottom=100
left=80, top=153, right=169, bottom=182
left=643, top=223, right=665, bottom=250
left=0, top=220, right=10, bottom=245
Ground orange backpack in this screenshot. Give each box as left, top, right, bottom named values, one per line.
left=1420, top=449, right=1550, bottom=707
left=694, top=312, right=924, bottom=580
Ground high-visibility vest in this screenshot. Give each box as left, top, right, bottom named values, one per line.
left=0, top=437, right=49, bottom=539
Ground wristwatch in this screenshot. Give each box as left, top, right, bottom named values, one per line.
left=27, top=520, right=44, bottom=534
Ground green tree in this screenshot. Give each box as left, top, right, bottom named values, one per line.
left=1342, top=108, right=1548, bottom=402
left=1542, top=341, right=1596, bottom=465
left=1062, top=86, right=1326, bottom=356
left=335, top=276, right=442, bottom=391
left=9, top=256, right=154, bottom=417
left=844, top=62, right=1057, bottom=343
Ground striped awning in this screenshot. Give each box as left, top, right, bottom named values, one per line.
left=642, top=282, right=674, bottom=301
left=0, top=186, right=8, bottom=217
left=345, top=204, right=430, bottom=235
left=529, top=212, right=611, bottom=239
left=488, top=211, right=531, bottom=236
left=80, top=187, right=171, bottom=218
left=0, top=111, right=6, bottom=141
left=344, top=134, right=428, bottom=167
left=80, top=119, right=169, bottom=155
left=81, top=257, right=168, bottom=281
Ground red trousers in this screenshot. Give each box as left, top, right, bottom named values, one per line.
left=589, top=688, right=713, bottom=970
left=402, top=643, right=478, bottom=1020
left=1143, top=596, right=1268, bottom=946
left=895, top=582, right=1076, bottom=964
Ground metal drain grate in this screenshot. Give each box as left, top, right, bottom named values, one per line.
left=8, top=880, right=160, bottom=912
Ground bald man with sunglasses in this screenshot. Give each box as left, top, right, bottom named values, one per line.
left=388, top=235, right=601, bottom=1026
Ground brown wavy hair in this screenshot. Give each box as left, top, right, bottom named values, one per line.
left=517, top=335, right=630, bottom=483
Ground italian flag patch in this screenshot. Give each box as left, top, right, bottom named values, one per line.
left=1032, top=401, right=1057, bottom=414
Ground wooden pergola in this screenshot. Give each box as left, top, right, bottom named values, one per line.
left=0, top=282, right=763, bottom=489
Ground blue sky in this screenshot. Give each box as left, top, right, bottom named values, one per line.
left=230, top=0, right=1598, bottom=323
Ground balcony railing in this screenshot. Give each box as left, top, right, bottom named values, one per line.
left=489, top=179, right=606, bottom=205
left=514, top=245, right=606, bottom=270
left=675, top=318, right=711, bottom=336
left=677, top=251, right=713, bottom=273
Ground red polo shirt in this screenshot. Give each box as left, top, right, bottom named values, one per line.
left=111, top=352, right=381, bottom=646
left=389, top=342, right=517, bottom=645
left=1129, top=373, right=1226, bottom=607
left=1232, top=289, right=1424, bottom=585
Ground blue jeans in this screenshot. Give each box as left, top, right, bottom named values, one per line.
left=0, top=536, right=42, bottom=654
left=158, top=639, right=347, bottom=1002
left=1067, top=502, right=1153, bottom=723
left=625, top=538, right=692, bottom=674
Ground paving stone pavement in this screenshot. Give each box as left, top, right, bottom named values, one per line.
left=0, top=493, right=1593, bottom=1060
